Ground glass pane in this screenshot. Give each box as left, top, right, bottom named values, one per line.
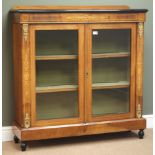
left=93, top=88, right=129, bottom=115
left=92, top=29, right=130, bottom=54
left=92, top=29, right=131, bottom=116
left=36, top=30, right=78, bottom=56
left=35, top=29, right=79, bottom=121
left=37, top=92, right=78, bottom=120
left=36, top=60, right=78, bottom=87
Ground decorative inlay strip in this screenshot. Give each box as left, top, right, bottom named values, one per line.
left=22, top=24, right=31, bottom=128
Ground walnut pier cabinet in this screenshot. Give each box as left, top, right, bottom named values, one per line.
left=11, top=6, right=148, bottom=151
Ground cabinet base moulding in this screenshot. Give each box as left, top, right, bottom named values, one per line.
left=13, top=118, right=146, bottom=141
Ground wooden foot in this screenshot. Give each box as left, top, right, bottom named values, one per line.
left=13, top=135, right=19, bottom=144
left=138, top=129, right=144, bottom=139
left=20, top=142, right=27, bottom=151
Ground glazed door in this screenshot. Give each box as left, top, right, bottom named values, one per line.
left=30, top=24, right=85, bottom=126
left=85, top=24, right=136, bottom=122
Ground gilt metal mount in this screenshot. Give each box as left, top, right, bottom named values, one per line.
left=24, top=113, right=30, bottom=128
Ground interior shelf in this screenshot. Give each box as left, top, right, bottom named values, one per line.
left=36, top=55, right=78, bottom=60
left=36, top=85, right=78, bottom=93
left=36, top=52, right=129, bottom=60
left=92, top=81, right=130, bottom=90
left=92, top=52, right=130, bottom=59
left=36, top=81, right=129, bottom=93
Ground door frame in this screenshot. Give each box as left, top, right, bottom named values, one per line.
left=85, top=23, right=137, bottom=122
left=29, top=24, right=85, bottom=127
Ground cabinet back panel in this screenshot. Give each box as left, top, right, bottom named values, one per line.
left=92, top=29, right=130, bottom=54
left=36, top=30, right=78, bottom=56
left=92, top=58, right=130, bottom=83
left=93, top=88, right=129, bottom=116
left=36, top=92, right=78, bottom=120
left=36, top=60, right=78, bottom=87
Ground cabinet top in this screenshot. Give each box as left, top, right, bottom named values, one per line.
left=10, top=6, right=148, bottom=13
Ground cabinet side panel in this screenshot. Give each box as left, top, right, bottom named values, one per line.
left=13, top=23, right=23, bottom=126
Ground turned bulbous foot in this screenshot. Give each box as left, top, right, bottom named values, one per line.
left=138, top=129, right=144, bottom=139
left=13, top=135, right=19, bottom=143
left=20, top=142, right=27, bottom=151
